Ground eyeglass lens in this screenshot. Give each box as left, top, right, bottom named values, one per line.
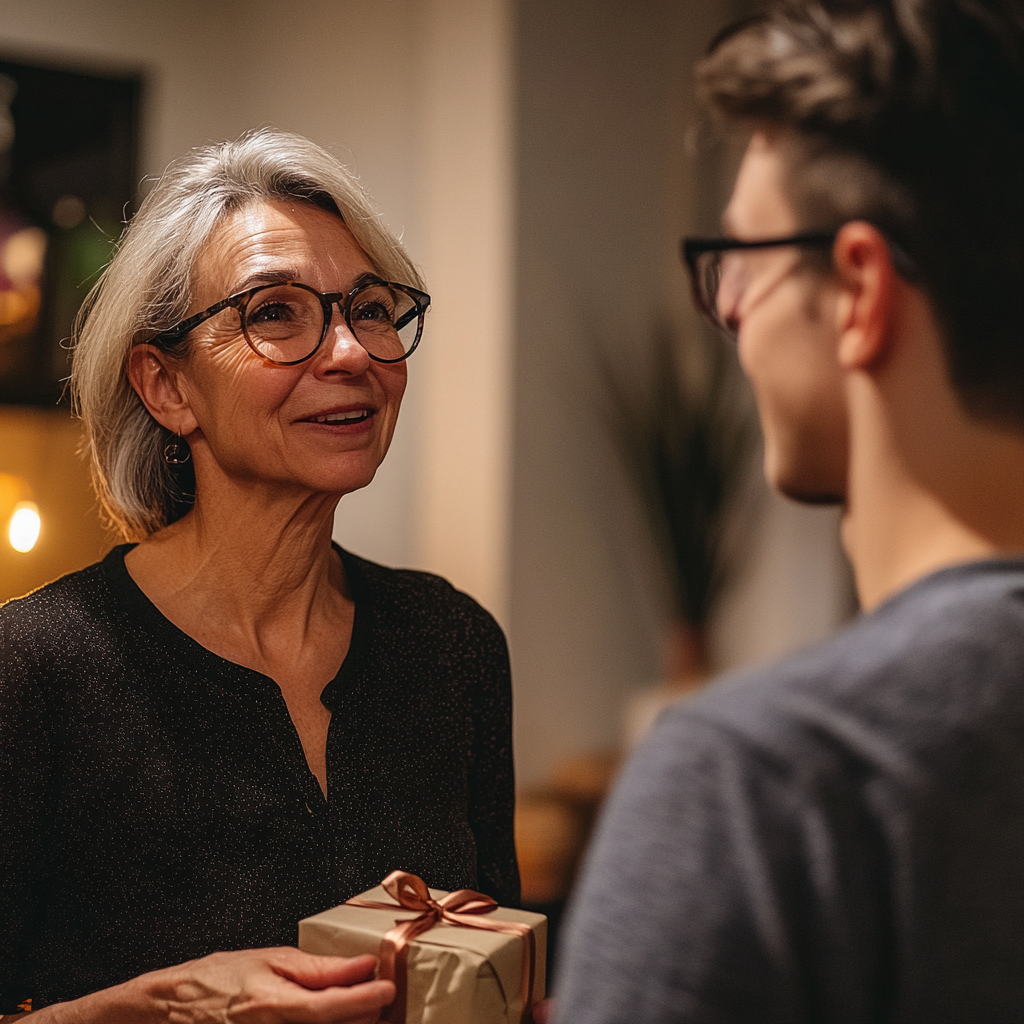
left=241, top=282, right=421, bottom=364
left=694, top=250, right=761, bottom=337
left=694, top=250, right=730, bottom=331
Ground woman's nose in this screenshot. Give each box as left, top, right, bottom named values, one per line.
left=316, top=314, right=371, bottom=375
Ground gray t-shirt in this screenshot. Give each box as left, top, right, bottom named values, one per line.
left=554, top=559, right=1024, bottom=1024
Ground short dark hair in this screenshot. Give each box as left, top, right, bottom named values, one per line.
left=697, top=0, right=1024, bottom=429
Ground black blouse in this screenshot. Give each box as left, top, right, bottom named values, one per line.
left=0, top=544, right=519, bottom=1011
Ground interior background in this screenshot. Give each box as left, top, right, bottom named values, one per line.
left=0, top=0, right=853, bottom=785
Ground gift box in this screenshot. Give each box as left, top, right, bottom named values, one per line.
left=299, top=871, right=546, bottom=1024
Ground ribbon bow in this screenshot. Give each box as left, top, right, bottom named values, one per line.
left=346, top=870, right=537, bottom=1024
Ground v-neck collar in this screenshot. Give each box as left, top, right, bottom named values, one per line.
left=101, top=541, right=374, bottom=809
left=102, top=541, right=370, bottom=701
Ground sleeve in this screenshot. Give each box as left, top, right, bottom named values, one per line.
left=0, top=612, right=55, bottom=1013
left=551, top=707, right=890, bottom=1024
left=463, top=605, right=521, bottom=908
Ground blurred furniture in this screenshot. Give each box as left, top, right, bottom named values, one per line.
left=515, top=748, right=623, bottom=978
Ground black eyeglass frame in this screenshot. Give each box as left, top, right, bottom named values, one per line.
left=152, top=276, right=431, bottom=366
left=681, top=229, right=921, bottom=333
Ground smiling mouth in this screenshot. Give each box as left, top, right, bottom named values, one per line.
left=311, top=410, right=372, bottom=425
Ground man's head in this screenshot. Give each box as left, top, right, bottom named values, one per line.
left=713, top=131, right=854, bottom=502
left=697, top=0, right=1024, bottom=437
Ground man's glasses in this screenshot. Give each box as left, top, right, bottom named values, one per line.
left=154, top=276, right=431, bottom=365
left=682, top=229, right=921, bottom=339
left=682, top=232, right=836, bottom=338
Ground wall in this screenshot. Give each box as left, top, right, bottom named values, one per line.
left=509, top=0, right=853, bottom=783
left=510, top=0, right=677, bottom=781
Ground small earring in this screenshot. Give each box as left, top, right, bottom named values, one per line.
left=163, top=431, right=191, bottom=465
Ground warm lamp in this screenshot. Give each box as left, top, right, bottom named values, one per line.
left=9, top=500, right=41, bottom=552
left=0, top=472, right=41, bottom=553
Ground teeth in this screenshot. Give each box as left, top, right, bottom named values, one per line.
left=315, top=411, right=368, bottom=424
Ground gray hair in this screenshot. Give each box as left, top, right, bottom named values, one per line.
left=71, top=128, right=424, bottom=541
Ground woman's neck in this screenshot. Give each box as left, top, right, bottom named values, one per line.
left=125, top=478, right=356, bottom=799
left=124, top=477, right=349, bottom=667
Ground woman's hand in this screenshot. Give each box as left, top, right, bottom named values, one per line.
left=30, top=949, right=395, bottom=1024
left=150, top=948, right=394, bottom=1024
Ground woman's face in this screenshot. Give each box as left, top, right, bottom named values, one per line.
left=173, top=198, right=408, bottom=501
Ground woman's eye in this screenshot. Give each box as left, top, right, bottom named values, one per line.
left=249, top=301, right=295, bottom=324
left=352, top=299, right=394, bottom=324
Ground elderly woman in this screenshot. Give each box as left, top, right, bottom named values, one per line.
left=0, top=130, right=518, bottom=1022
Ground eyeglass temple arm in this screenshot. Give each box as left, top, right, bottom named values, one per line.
left=156, top=294, right=241, bottom=343
left=390, top=287, right=430, bottom=331
left=683, top=232, right=837, bottom=257
left=682, top=233, right=922, bottom=289
left=394, top=306, right=422, bottom=331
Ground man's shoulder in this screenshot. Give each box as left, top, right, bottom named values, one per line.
left=650, top=557, right=1024, bottom=780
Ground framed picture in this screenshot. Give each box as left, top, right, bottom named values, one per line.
left=0, top=56, right=140, bottom=406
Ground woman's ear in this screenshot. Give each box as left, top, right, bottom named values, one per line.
left=832, top=221, right=898, bottom=371
left=127, top=344, right=198, bottom=436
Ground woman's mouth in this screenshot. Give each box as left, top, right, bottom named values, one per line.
left=312, top=410, right=372, bottom=425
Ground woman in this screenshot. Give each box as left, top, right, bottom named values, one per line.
left=0, top=129, right=518, bottom=1021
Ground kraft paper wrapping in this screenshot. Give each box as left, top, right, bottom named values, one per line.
left=299, top=883, right=546, bottom=1024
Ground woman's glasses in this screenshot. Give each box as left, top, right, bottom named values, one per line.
left=154, top=276, right=431, bottom=365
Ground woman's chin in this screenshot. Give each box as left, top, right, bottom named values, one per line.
left=310, top=462, right=381, bottom=500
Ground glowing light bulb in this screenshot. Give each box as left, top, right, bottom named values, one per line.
left=8, top=501, right=40, bottom=553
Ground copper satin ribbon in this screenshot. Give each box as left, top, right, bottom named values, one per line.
left=345, top=870, right=537, bottom=1024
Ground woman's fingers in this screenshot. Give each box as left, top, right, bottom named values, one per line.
left=271, top=976, right=395, bottom=1024
left=146, top=947, right=396, bottom=1024
left=272, top=951, right=380, bottom=990
left=263, top=949, right=397, bottom=1021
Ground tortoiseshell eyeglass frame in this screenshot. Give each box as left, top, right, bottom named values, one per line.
left=151, top=276, right=431, bottom=365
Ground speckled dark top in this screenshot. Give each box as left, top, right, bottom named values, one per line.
left=0, top=544, right=519, bottom=1011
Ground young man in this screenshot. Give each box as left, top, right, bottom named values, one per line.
left=553, top=1, right=1024, bottom=1021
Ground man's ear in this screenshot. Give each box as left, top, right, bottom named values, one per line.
left=832, top=221, right=898, bottom=371
left=127, top=344, right=198, bottom=436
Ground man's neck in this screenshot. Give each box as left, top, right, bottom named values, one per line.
left=841, top=364, right=1024, bottom=611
